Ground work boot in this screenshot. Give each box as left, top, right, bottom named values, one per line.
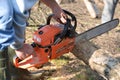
left=0, top=48, right=11, bottom=80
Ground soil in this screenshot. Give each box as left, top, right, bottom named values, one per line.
left=25, top=0, right=120, bottom=80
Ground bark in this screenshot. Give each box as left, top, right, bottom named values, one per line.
left=71, top=40, right=120, bottom=80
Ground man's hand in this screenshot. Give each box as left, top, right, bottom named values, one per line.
left=52, top=8, right=67, bottom=24
left=15, top=44, right=35, bottom=60
left=41, top=0, right=67, bottom=23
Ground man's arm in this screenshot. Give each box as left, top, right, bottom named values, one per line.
left=40, top=0, right=67, bottom=23
left=41, top=0, right=60, bottom=10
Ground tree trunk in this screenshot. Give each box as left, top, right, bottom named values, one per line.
left=71, top=39, right=120, bottom=80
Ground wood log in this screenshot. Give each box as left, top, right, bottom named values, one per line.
left=71, top=40, right=120, bottom=80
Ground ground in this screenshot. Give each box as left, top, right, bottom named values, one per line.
left=25, top=0, right=120, bottom=80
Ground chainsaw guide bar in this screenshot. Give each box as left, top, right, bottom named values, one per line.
left=75, top=19, right=119, bottom=42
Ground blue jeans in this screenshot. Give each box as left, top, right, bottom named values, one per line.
left=101, top=0, right=118, bottom=23
left=0, top=0, right=38, bottom=50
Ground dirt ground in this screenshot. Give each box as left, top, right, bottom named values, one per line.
left=26, top=0, right=120, bottom=80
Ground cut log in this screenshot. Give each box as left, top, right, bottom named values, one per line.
left=71, top=40, right=120, bottom=80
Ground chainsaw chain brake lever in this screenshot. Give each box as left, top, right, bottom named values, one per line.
left=46, top=10, right=77, bottom=44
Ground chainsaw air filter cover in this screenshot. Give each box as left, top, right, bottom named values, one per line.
left=33, top=24, right=64, bottom=47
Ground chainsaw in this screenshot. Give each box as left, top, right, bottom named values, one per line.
left=13, top=10, right=119, bottom=69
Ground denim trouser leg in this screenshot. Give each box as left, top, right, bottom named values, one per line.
left=0, top=0, right=14, bottom=50
left=101, top=0, right=118, bottom=23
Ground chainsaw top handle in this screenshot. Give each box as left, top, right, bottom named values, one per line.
left=47, top=9, right=77, bottom=30
left=46, top=10, right=77, bottom=44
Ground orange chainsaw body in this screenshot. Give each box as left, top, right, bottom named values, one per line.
left=13, top=24, right=75, bottom=69
left=13, top=10, right=77, bottom=69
